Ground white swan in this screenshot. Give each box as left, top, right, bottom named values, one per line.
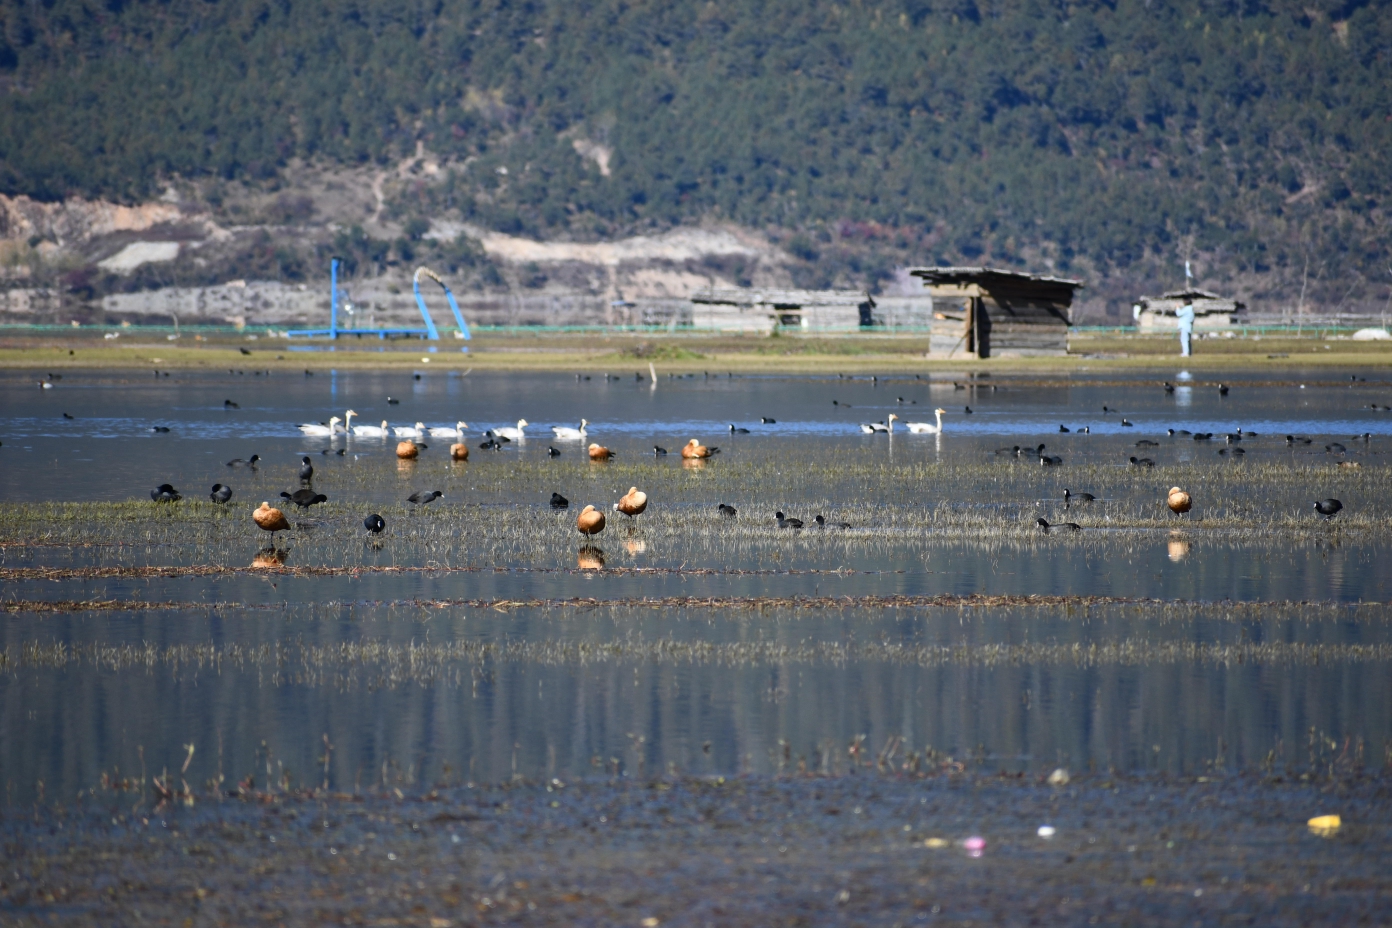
left=298, top=416, right=341, bottom=437
left=344, top=410, right=356, bottom=434
left=493, top=418, right=528, bottom=440
left=353, top=419, right=390, bottom=437
left=859, top=414, right=899, bottom=434
left=428, top=421, right=469, bottom=438
left=904, top=408, right=948, bottom=434
left=552, top=418, right=588, bottom=440
left=393, top=421, right=426, bottom=439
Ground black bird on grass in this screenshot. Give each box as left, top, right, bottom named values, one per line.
left=1286, top=435, right=1313, bottom=445
left=1064, top=489, right=1095, bottom=504
left=994, top=446, right=1020, bottom=456
left=407, top=490, right=443, bottom=506
left=652, top=445, right=667, bottom=456
left=1037, top=518, right=1080, bottom=533
left=209, top=484, right=233, bottom=504
left=1136, top=439, right=1159, bottom=447
left=150, top=483, right=181, bottom=502
left=1218, top=447, right=1245, bottom=456
left=814, top=514, right=852, bottom=529
left=550, top=492, right=569, bottom=509
left=717, top=503, right=738, bottom=518
left=280, top=489, right=327, bottom=510
left=775, top=511, right=803, bottom=529
left=1129, top=456, right=1155, bottom=468
left=1326, top=442, right=1347, bottom=454
left=364, top=514, right=386, bottom=534
left=298, top=456, right=314, bottom=482
left=1039, top=454, right=1063, bottom=466
left=239, top=347, right=252, bottom=356
left=226, top=454, right=260, bottom=468
left=1314, top=499, right=1344, bottom=518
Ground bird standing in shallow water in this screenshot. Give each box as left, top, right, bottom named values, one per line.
left=615, top=487, right=648, bottom=519
left=1167, top=487, right=1192, bottom=515
left=364, top=514, right=386, bottom=534
left=775, top=511, right=804, bottom=529
left=1037, top=518, right=1080, bottom=533
left=150, top=484, right=181, bottom=502
left=450, top=443, right=469, bottom=461
left=717, top=503, right=738, bottom=518
left=407, top=490, right=443, bottom=506
left=254, top=501, right=291, bottom=535
left=550, top=492, right=569, bottom=509
left=280, top=489, right=327, bottom=510
left=577, top=505, right=606, bottom=537
left=298, top=456, right=314, bottom=483
left=209, top=484, right=233, bottom=504
left=1314, top=498, right=1344, bottom=518
left=226, top=454, right=260, bottom=468
left=1064, top=489, right=1094, bottom=504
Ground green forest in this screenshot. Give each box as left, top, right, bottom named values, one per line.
left=2, top=0, right=1389, bottom=303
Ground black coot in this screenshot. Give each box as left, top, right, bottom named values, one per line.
left=209, top=484, right=233, bottom=504
left=364, top=514, right=386, bottom=534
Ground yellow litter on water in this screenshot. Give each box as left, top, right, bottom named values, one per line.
left=1307, top=814, right=1341, bottom=835
left=924, top=837, right=950, bottom=849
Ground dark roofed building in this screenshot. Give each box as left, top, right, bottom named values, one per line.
left=909, top=266, right=1084, bottom=358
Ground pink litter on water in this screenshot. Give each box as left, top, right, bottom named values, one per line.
left=964, top=836, right=986, bottom=857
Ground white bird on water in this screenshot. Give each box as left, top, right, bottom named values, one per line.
left=859, top=414, right=899, bottom=434
left=428, top=421, right=469, bottom=438
left=393, top=422, right=426, bottom=439
left=904, top=408, right=948, bottom=434
left=298, top=416, right=341, bottom=437
left=552, top=418, right=588, bottom=440
left=493, top=419, right=529, bottom=440
left=349, top=410, right=390, bottom=437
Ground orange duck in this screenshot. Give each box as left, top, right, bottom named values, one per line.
left=615, top=486, right=648, bottom=519
left=253, top=501, right=291, bottom=535
left=587, top=443, right=614, bottom=461
left=396, top=440, right=420, bottom=460
left=681, top=438, right=719, bottom=459
left=577, top=504, right=606, bottom=537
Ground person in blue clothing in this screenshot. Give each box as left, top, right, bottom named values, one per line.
left=1176, top=300, right=1195, bottom=356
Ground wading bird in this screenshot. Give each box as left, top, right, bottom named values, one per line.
left=364, top=514, right=386, bottom=534
left=577, top=505, right=606, bottom=537
left=209, top=484, right=233, bottom=504
left=408, top=490, right=444, bottom=506
left=1314, top=498, right=1344, bottom=518
left=298, top=456, right=314, bottom=483
left=1064, top=489, right=1095, bottom=504
left=615, top=487, right=648, bottom=519
left=1167, top=487, right=1192, bottom=515
left=279, top=489, right=327, bottom=510
left=717, top=503, right=738, bottom=518
left=254, top=501, right=291, bottom=535
left=226, top=455, right=260, bottom=467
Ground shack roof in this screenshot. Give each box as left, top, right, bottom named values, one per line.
left=907, top=266, right=1084, bottom=306
left=1137, top=288, right=1246, bottom=314
left=691, top=288, right=872, bottom=309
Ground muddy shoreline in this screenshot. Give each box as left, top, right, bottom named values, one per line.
left=5, top=772, right=1388, bottom=926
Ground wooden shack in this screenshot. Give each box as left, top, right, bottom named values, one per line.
left=1133, top=288, right=1245, bottom=331
left=909, top=267, right=1084, bottom=358
left=690, top=288, right=874, bottom=333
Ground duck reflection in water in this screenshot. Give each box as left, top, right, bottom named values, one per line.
left=251, top=546, right=287, bottom=568
left=1167, top=532, right=1189, bottom=562
left=624, top=538, right=647, bottom=555
left=577, top=546, right=606, bottom=570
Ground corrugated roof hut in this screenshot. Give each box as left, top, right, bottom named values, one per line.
left=1133, top=288, right=1245, bottom=331
left=908, top=267, right=1084, bottom=358
left=690, top=288, right=874, bottom=333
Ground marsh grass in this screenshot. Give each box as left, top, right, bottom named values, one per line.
left=0, top=456, right=1386, bottom=574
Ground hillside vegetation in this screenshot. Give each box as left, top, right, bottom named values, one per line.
left=2, top=0, right=1390, bottom=311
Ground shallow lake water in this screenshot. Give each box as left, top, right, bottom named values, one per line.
left=2, top=366, right=1390, bottom=801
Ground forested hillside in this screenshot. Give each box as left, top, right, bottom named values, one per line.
left=2, top=0, right=1389, bottom=310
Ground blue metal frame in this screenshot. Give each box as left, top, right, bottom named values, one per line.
left=286, top=260, right=470, bottom=342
